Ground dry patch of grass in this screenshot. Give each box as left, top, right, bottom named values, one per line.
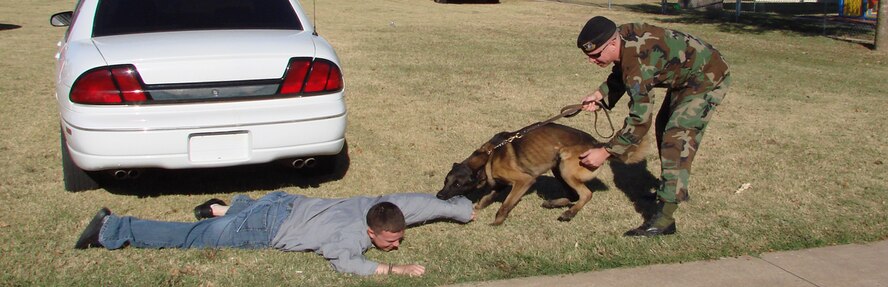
left=1, top=0, right=886, bottom=286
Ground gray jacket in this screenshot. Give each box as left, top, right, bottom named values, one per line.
left=270, top=193, right=473, bottom=275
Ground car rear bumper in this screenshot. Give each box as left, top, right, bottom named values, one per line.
left=61, top=95, right=347, bottom=171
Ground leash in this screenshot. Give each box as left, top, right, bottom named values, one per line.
left=586, top=101, right=615, bottom=139
left=487, top=101, right=615, bottom=154
left=547, top=100, right=615, bottom=139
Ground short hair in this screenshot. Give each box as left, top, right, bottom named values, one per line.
left=366, top=202, right=406, bottom=233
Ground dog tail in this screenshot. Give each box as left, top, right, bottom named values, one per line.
left=619, top=133, right=653, bottom=164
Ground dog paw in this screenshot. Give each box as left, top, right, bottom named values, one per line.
left=557, top=211, right=575, bottom=222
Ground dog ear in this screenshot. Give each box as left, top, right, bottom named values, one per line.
left=474, top=168, right=487, bottom=183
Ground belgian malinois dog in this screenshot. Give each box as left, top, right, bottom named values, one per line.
left=436, top=122, right=647, bottom=225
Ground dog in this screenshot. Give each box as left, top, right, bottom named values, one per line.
left=436, top=122, right=648, bottom=225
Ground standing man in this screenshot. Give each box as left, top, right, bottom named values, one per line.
left=74, top=192, right=475, bottom=276
left=575, top=16, right=731, bottom=237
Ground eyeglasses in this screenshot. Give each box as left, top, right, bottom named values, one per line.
left=587, top=50, right=604, bottom=59
left=585, top=38, right=613, bottom=59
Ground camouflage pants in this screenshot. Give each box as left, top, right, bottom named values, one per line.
left=654, top=73, right=731, bottom=203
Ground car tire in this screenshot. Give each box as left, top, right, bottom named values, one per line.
left=61, top=131, right=100, bottom=192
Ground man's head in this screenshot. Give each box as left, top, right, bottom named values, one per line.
left=366, top=202, right=406, bottom=251
left=577, top=16, right=620, bottom=67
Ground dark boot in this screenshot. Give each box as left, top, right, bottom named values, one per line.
left=193, top=198, right=227, bottom=220
left=624, top=201, right=677, bottom=237
left=74, top=208, right=110, bottom=249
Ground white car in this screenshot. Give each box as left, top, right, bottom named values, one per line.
left=50, top=0, right=347, bottom=191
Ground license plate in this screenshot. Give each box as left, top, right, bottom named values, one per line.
left=188, top=132, right=249, bottom=163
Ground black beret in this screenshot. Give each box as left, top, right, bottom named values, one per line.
left=577, top=16, right=617, bottom=53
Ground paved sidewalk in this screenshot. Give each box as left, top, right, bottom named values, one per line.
left=451, top=240, right=888, bottom=287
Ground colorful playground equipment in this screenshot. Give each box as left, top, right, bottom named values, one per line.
left=840, top=0, right=879, bottom=20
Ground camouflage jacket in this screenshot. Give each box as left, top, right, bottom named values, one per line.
left=597, top=23, right=730, bottom=158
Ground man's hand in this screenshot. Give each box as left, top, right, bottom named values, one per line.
left=377, top=263, right=426, bottom=276
left=581, top=91, right=604, bottom=112
left=392, top=264, right=425, bottom=276
left=579, top=147, right=611, bottom=168
left=470, top=209, right=476, bottom=222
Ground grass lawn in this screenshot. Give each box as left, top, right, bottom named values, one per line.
left=1, top=0, right=886, bottom=286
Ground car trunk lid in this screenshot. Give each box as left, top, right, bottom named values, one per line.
left=92, top=30, right=315, bottom=85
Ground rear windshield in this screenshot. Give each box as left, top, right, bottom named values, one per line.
left=92, top=0, right=302, bottom=37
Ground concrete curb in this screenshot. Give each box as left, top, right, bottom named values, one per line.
left=449, top=240, right=888, bottom=287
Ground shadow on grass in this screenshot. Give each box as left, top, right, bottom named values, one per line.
left=433, top=0, right=499, bottom=4
left=532, top=176, right=606, bottom=202
left=620, top=3, right=871, bottom=36
left=567, top=1, right=874, bottom=47
left=95, top=148, right=351, bottom=197
left=0, top=23, right=22, bottom=31
left=457, top=175, right=607, bottom=205
left=531, top=161, right=658, bottom=225
left=455, top=160, right=659, bottom=224
left=609, top=160, right=658, bottom=223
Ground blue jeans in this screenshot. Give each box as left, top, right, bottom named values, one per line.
left=99, top=191, right=295, bottom=249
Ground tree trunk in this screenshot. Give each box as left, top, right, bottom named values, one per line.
left=877, top=0, right=887, bottom=51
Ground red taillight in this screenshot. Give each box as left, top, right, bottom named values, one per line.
left=111, top=67, right=147, bottom=102
left=280, top=60, right=311, bottom=94
left=304, top=61, right=331, bottom=93
left=279, top=58, right=343, bottom=95
left=70, top=69, right=121, bottom=104
left=326, top=66, right=343, bottom=91
left=70, top=65, right=148, bottom=104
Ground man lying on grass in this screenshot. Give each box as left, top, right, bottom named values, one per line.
left=74, top=191, right=475, bottom=276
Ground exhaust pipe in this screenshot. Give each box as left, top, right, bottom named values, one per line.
left=303, top=158, right=317, bottom=168
left=112, top=169, right=141, bottom=180
left=113, top=170, right=128, bottom=179
left=291, top=159, right=305, bottom=168
left=287, top=157, right=317, bottom=169
left=127, top=169, right=140, bottom=179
